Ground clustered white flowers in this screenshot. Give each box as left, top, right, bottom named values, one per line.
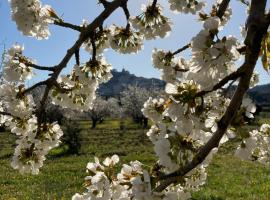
left=0, top=44, right=64, bottom=175
left=189, top=16, right=240, bottom=89
left=10, top=119, right=63, bottom=175
left=82, top=22, right=111, bottom=55
left=9, top=0, right=56, bottom=39
left=151, top=49, right=189, bottom=83
left=168, top=0, right=206, bottom=14
left=235, top=124, right=270, bottom=163
left=51, top=57, right=112, bottom=111
left=130, top=4, right=172, bottom=40
left=109, top=25, right=144, bottom=54
left=72, top=155, right=192, bottom=200
left=3, top=44, right=34, bottom=83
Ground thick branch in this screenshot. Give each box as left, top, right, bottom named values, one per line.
left=216, top=0, right=231, bottom=18
left=99, top=0, right=110, bottom=8
left=21, top=80, right=48, bottom=95
left=75, top=49, right=80, bottom=66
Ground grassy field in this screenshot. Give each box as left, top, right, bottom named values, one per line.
left=0, top=118, right=270, bottom=199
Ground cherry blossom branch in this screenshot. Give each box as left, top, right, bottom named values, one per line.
left=21, top=81, right=47, bottom=96
left=170, top=0, right=230, bottom=57
left=75, top=49, right=80, bottom=65
left=152, top=0, right=158, bottom=9
left=216, top=0, right=230, bottom=18
left=21, top=0, right=129, bottom=124
left=195, top=68, right=244, bottom=97
left=26, top=63, right=56, bottom=71
left=171, top=44, right=190, bottom=56
left=90, top=35, right=97, bottom=61
left=99, top=0, right=110, bottom=8
left=155, top=0, right=269, bottom=192
left=121, top=2, right=130, bottom=31
left=54, top=20, right=82, bottom=32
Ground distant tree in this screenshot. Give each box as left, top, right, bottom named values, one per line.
left=107, top=97, right=121, bottom=118
left=85, top=96, right=111, bottom=129
left=61, top=119, right=82, bottom=155
left=121, top=85, right=158, bottom=128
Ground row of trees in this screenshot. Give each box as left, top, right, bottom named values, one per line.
left=85, top=85, right=161, bottom=128
left=27, top=84, right=160, bottom=130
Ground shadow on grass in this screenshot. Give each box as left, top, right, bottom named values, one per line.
left=0, top=153, right=12, bottom=159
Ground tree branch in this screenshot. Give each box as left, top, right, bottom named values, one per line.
left=152, top=0, right=158, bottom=9
left=195, top=68, right=244, bottom=97
left=0, top=111, right=13, bottom=117
left=21, top=80, right=48, bottom=95
left=155, top=0, right=269, bottom=192
left=99, top=0, right=110, bottom=8
left=172, top=44, right=190, bottom=56
left=26, top=63, right=55, bottom=71
left=90, top=35, right=97, bottom=61
left=54, top=20, right=82, bottom=32
left=121, top=2, right=130, bottom=31
left=75, top=49, right=80, bottom=66
left=216, top=0, right=231, bottom=18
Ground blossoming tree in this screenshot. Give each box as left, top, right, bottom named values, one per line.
left=1, top=0, right=270, bottom=199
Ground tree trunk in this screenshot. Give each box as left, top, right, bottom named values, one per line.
left=91, top=118, right=97, bottom=129
left=143, top=117, right=148, bottom=129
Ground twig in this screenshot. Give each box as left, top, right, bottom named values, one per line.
left=75, top=49, right=80, bottom=66
left=121, top=2, right=130, bottom=31
left=216, top=0, right=231, bottom=19
left=152, top=0, right=158, bottom=9
left=54, top=20, right=82, bottom=32
left=27, top=63, right=55, bottom=71
left=90, top=35, right=97, bottom=61
left=195, top=68, right=244, bottom=97
left=172, top=44, right=190, bottom=56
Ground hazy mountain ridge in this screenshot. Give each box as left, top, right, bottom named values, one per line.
left=98, top=69, right=165, bottom=97
left=99, top=70, right=270, bottom=109
left=248, top=84, right=270, bottom=106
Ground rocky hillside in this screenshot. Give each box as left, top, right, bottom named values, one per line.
left=98, top=69, right=165, bottom=98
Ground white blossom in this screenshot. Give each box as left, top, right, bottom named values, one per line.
left=168, top=0, right=205, bottom=14
left=9, top=0, right=56, bottom=39
left=109, top=25, right=144, bottom=54
left=130, top=4, right=172, bottom=40
left=3, top=44, right=34, bottom=82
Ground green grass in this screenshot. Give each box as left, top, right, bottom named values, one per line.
left=0, top=118, right=270, bottom=199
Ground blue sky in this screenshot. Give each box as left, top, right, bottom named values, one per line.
left=0, top=0, right=269, bottom=86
